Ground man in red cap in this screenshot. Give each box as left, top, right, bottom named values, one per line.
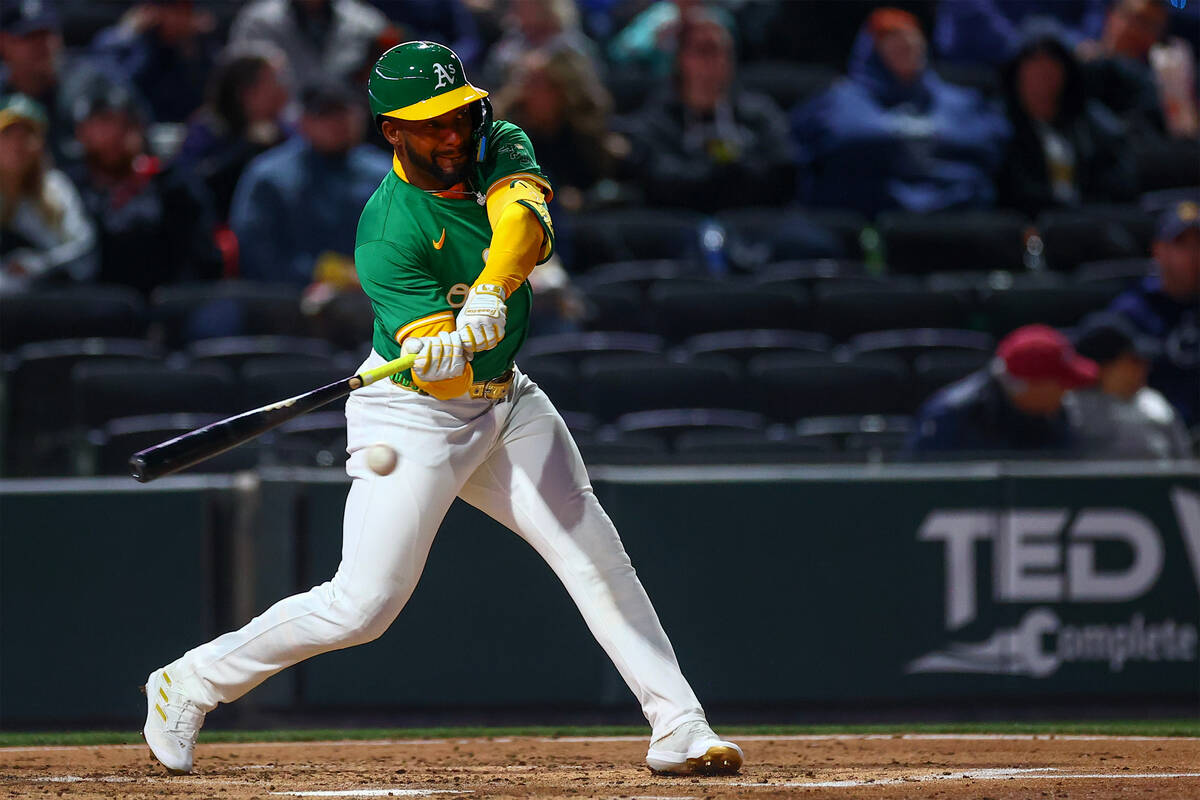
left=906, top=324, right=1099, bottom=456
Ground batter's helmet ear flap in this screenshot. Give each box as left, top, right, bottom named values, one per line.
left=472, top=95, right=493, bottom=162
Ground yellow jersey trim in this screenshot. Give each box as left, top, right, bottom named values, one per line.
left=393, top=311, right=454, bottom=344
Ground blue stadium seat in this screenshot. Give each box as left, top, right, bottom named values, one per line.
left=648, top=281, right=808, bottom=340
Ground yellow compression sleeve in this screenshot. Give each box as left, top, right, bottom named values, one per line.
left=396, top=313, right=474, bottom=400
left=478, top=180, right=553, bottom=298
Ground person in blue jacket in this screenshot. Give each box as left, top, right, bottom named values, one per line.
left=1109, top=201, right=1200, bottom=426
left=934, top=0, right=1107, bottom=66
left=906, top=324, right=1099, bottom=457
left=791, top=8, right=1009, bottom=219
left=229, top=78, right=390, bottom=286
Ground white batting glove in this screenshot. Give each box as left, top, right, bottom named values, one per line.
left=456, top=284, right=507, bottom=355
left=402, top=331, right=468, bottom=382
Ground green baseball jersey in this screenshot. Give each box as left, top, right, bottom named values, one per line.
left=355, top=121, right=553, bottom=386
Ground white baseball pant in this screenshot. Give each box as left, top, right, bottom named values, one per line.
left=166, top=351, right=707, bottom=740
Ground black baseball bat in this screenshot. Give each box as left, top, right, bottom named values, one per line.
left=128, top=352, right=418, bottom=482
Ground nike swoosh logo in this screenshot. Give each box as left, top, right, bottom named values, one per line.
left=432, top=228, right=446, bottom=250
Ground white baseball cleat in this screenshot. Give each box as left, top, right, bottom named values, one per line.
left=645, top=719, right=744, bottom=775
left=141, top=666, right=206, bottom=773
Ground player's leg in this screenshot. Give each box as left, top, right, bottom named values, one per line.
left=458, top=372, right=741, bottom=773
left=143, top=377, right=490, bottom=771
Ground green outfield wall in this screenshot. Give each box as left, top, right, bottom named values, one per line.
left=2, top=463, right=1198, bottom=725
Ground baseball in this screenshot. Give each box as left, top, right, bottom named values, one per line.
left=366, top=443, right=397, bottom=475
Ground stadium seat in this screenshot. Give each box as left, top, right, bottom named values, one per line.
left=797, top=209, right=868, bottom=258
left=268, top=411, right=348, bottom=468
left=518, top=358, right=581, bottom=411
left=674, top=427, right=836, bottom=463
left=795, top=414, right=913, bottom=461
left=93, top=413, right=259, bottom=475
left=522, top=331, right=666, bottom=360
left=71, top=361, right=237, bottom=428
left=680, top=329, right=831, bottom=361
left=150, top=281, right=306, bottom=347
left=753, top=259, right=874, bottom=289
left=573, top=430, right=669, bottom=464
left=980, top=285, right=1118, bottom=336
left=568, top=209, right=707, bottom=271
left=811, top=283, right=969, bottom=339
left=747, top=352, right=908, bottom=420
left=614, top=408, right=767, bottom=444
left=846, top=329, right=994, bottom=364
left=573, top=260, right=706, bottom=294
left=877, top=210, right=1028, bottom=274
left=580, top=284, right=648, bottom=332
left=0, top=285, right=145, bottom=352
left=1133, top=138, right=1200, bottom=192
left=1074, top=258, right=1153, bottom=294
left=911, top=351, right=992, bottom=411
left=648, top=281, right=808, bottom=340
left=1036, top=207, right=1150, bottom=271
left=579, top=354, right=742, bottom=419
left=738, top=61, right=838, bottom=110
left=186, top=336, right=339, bottom=372
left=715, top=207, right=845, bottom=270
left=6, top=339, right=164, bottom=475
left=240, top=359, right=353, bottom=413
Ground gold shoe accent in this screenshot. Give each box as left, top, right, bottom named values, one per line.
left=685, top=745, right=742, bottom=775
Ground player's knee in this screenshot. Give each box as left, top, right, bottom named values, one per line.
left=322, top=582, right=402, bottom=645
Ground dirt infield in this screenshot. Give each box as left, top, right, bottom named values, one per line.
left=3, top=733, right=1199, bottom=799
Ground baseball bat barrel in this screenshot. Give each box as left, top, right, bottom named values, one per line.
left=128, top=352, right=418, bottom=483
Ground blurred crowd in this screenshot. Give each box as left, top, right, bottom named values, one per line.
left=1, top=0, right=1198, bottom=473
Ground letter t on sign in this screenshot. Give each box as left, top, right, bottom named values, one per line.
left=918, top=511, right=997, bottom=630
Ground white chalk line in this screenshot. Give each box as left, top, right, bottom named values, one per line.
left=732, top=767, right=1200, bottom=789
left=271, top=792, right=470, bottom=798
left=3, top=732, right=1199, bottom=755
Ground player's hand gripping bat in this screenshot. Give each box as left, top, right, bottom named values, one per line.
left=128, top=352, right=419, bottom=483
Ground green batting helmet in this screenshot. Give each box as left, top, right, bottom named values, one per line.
left=369, top=41, right=488, bottom=121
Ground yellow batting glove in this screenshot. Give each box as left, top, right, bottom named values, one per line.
left=456, top=284, right=507, bottom=355
left=402, top=331, right=468, bottom=382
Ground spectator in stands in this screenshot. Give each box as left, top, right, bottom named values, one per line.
left=66, top=81, right=221, bottom=295
left=1066, top=312, right=1192, bottom=458
left=482, top=0, right=602, bottom=88
left=0, top=0, right=107, bottom=166
left=625, top=13, right=792, bottom=214
left=934, top=0, right=1107, bottom=66
left=229, top=79, right=388, bottom=289
left=997, top=22, right=1137, bottom=217
left=0, top=94, right=96, bottom=291
left=90, top=1, right=220, bottom=125
left=1080, top=0, right=1198, bottom=140
left=792, top=8, right=1008, bottom=218
left=1109, top=200, right=1200, bottom=425
left=228, top=0, right=392, bottom=88
left=175, top=47, right=293, bottom=221
left=492, top=48, right=616, bottom=212
left=371, top=0, right=484, bottom=73
left=606, top=0, right=734, bottom=78
left=906, top=324, right=1098, bottom=456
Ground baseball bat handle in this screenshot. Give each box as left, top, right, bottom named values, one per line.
left=129, top=352, right=418, bottom=483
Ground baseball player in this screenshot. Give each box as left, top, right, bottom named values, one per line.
left=142, top=42, right=742, bottom=777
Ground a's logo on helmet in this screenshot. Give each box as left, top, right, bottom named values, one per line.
left=432, top=62, right=457, bottom=90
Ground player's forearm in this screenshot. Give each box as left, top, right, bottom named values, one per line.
left=400, top=313, right=474, bottom=399
left=475, top=202, right=544, bottom=298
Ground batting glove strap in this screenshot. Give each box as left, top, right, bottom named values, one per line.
left=402, top=330, right=468, bottom=382
left=457, top=284, right=507, bottom=354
